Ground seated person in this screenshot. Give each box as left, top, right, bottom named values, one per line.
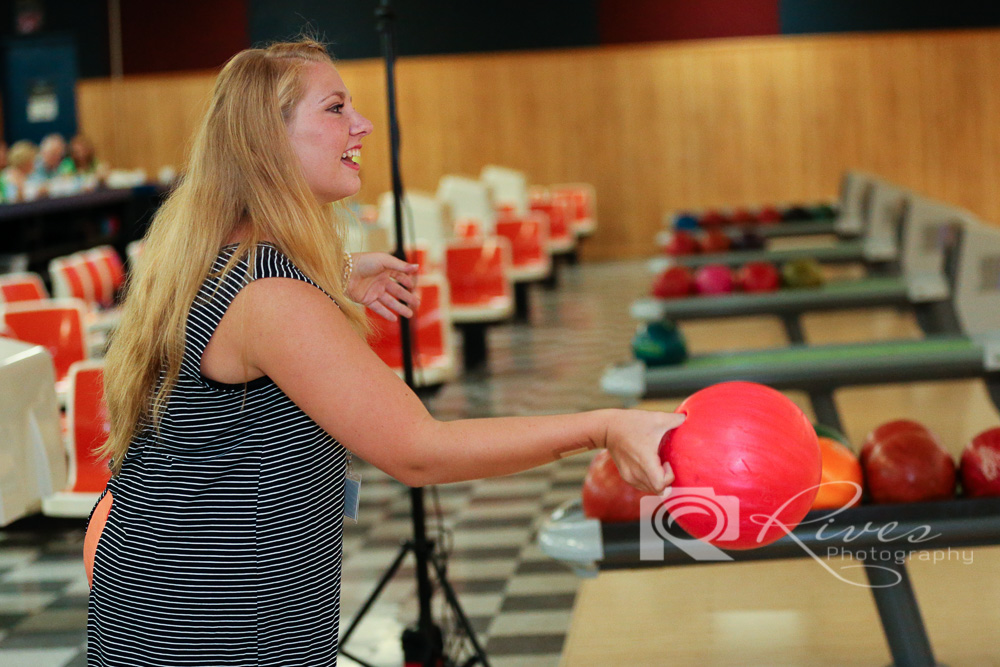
left=32, top=133, right=67, bottom=180
left=59, top=134, right=107, bottom=179
left=1, top=140, right=41, bottom=202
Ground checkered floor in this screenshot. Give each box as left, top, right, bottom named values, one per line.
left=0, top=259, right=651, bottom=666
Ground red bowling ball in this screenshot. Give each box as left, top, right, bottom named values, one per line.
left=666, top=230, right=701, bottom=256
left=736, top=261, right=781, bottom=293
left=701, top=229, right=732, bottom=254
left=694, top=264, right=733, bottom=295
left=730, top=208, right=755, bottom=225
left=652, top=266, right=695, bottom=299
left=961, top=427, right=1000, bottom=497
left=658, top=382, right=821, bottom=549
left=699, top=210, right=727, bottom=227
left=582, top=450, right=650, bottom=523
left=756, top=206, right=783, bottom=224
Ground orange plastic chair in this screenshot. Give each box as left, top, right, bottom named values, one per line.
left=552, top=184, right=597, bottom=237
left=367, top=277, right=455, bottom=386
left=92, top=245, right=126, bottom=294
left=80, top=255, right=112, bottom=307
left=445, top=239, right=514, bottom=316
left=50, top=256, right=96, bottom=303
left=2, top=299, right=88, bottom=386
left=0, top=272, right=48, bottom=304
left=43, top=361, right=113, bottom=520
left=530, top=190, right=575, bottom=254
left=495, top=211, right=551, bottom=282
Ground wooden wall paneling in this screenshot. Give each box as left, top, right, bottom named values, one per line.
left=73, top=30, right=1000, bottom=260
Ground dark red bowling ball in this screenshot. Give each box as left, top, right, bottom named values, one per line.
left=865, top=431, right=956, bottom=504
left=666, top=230, right=701, bottom=256
left=582, top=450, right=651, bottom=522
left=961, top=427, right=1000, bottom=497
left=860, top=419, right=931, bottom=467
left=652, top=266, right=695, bottom=299
left=700, top=229, right=732, bottom=254
left=699, top=210, right=728, bottom=227
left=736, top=261, right=781, bottom=293
left=756, top=206, right=783, bottom=224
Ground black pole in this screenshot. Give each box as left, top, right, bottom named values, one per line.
left=376, top=2, right=437, bottom=664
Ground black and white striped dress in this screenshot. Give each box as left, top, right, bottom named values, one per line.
left=88, top=243, right=350, bottom=666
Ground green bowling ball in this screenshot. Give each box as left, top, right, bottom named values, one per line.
left=809, top=204, right=837, bottom=220
left=782, top=259, right=825, bottom=289
left=814, top=423, right=852, bottom=449
left=632, top=321, right=688, bottom=367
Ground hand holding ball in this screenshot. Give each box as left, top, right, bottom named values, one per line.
left=658, top=382, right=821, bottom=549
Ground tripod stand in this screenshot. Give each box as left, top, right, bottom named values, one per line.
left=337, top=3, right=490, bottom=666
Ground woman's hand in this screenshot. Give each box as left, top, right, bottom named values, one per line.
left=347, top=252, right=420, bottom=321
left=604, top=409, right=686, bottom=496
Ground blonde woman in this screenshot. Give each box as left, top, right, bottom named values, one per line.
left=87, top=39, right=682, bottom=666
left=1, top=140, right=39, bottom=201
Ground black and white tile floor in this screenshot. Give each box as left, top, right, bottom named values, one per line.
left=0, top=259, right=650, bottom=666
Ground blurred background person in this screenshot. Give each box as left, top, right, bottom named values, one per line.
left=59, top=134, right=107, bottom=180
left=32, top=133, right=66, bottom=180
left=1, top=140, right=40, bottom=202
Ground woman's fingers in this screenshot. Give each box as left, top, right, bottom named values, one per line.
left=386, top=280, right=420, bottom=307
left=367, top=300, right=398, bottom=322
left=379, top=292, right=414, bottom=319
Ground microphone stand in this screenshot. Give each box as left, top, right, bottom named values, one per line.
left=338, top=3, right=490, bottom=666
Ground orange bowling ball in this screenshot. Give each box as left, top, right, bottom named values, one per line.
left=812, top=437, right=864, bottom=510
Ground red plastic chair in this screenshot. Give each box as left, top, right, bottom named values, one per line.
left=84, top=246, right=125, bottom=307
left=42, top=360, right=112, bottom=517
left=445, top=239, right=514, bottom=320
left=552, top=184, right=597, bottom=237
left=367, top=277, right=455, bottom=386
left=495, top=211, right=551, bottom=282
left=49, top=256, right=95, bottom=303
left=2, top=299, right=88, bottom=388
left=530, top=189, right=575, bottom=254
left=0, top=272, right=48, bottom=304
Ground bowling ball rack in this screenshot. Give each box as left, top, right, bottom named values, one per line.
left=540, top=496, right=1000, bottom=667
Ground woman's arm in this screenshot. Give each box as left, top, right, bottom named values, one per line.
left=238, top=277, right=682, bottom=491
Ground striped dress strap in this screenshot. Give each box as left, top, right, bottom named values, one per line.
left=181, top=243, right=323, bottom=376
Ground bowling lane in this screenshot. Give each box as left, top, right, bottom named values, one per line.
left=560, top=546, right=1000, bottom=666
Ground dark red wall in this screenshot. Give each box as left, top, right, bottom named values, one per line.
left=120, top=0, right=249, bottom=75
left=599, top=0, right=780, bottom=44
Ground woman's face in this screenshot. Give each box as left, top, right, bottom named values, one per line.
left=286, top=62, right=373, bottom=205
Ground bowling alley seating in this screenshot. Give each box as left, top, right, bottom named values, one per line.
left=0, top=337, right=66, bottom=527
left=0, top=271, right=48, bottom=304
left=437, top=174, right=551, bottom=319
left=481, top=165, right=579, bottom=288
left=551, top=182, right=598, bottom=239
left=2, top=298, right=91, bottom=399
left=49, top=247, right=125, bottom=348
left=367, top=273, right=457, bottom=391
left=42, top=360, right=113, bottom=518
left=376, top=190, right=513, bottom=370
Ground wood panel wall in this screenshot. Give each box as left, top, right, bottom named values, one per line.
left=76, top=29, right=1000, bottom=260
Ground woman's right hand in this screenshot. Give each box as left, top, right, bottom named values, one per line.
left=603, top=409, right=686, bottom=496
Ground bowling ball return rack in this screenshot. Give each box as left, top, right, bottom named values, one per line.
left=539, top=496, right=1000, bottom=667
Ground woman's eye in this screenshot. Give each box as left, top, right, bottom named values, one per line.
left=328, top=104, right=344, bottom=114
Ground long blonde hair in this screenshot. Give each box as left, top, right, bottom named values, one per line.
left=101, top=40, right=367, bottom=475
